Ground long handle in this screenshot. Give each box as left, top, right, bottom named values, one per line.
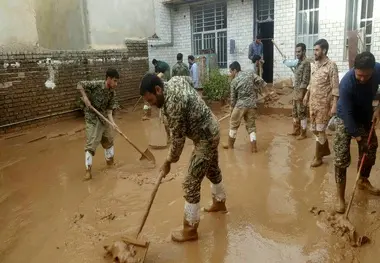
left=271, top=39, right=295, bottom=73
left=132, top=96, right=142, bottom=112
left=136, top=171, right=167, bottom=238
left=87, top=104, right=150, bottom=159
left=344, top=123, right=375, bottom=219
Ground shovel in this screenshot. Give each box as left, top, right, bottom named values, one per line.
left=105, top=170, right=167, bottom=262
left=87, top=103, right=156, bottom=165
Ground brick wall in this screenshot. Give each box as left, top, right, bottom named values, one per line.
left=0, top=40, right=148, bottom=133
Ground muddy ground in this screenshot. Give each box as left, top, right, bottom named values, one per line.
left=1, top=105, right=380, bottom=263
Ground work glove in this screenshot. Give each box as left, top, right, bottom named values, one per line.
left=358, top=139, right=369, bottom=154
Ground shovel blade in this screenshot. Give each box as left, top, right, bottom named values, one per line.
left=139, top=149, right=156, bottom=164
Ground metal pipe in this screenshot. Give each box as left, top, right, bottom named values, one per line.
left=0, top=109, right=81, bottom=129
left=151, top=7, right=174, bottom=47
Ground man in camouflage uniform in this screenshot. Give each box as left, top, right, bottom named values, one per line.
left=223, top=61, right=267, bottom=153
left=333, top=52, right=380, bottom=213
left=140, top=73, right=227, bottom=243
left=303, top=39, right=339, bottom=167
left=283, top=43, right=311, bottom=140
left=77, top=68, right=119, bottom=180
left=172, top=53, right=190, bottom=77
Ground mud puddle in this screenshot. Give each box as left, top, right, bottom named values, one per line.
left=0, top=110, right=380, bottom=263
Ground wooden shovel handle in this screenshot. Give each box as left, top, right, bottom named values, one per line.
left=85, top=102, right=151, bottom=160
left=136, top=170, right=167, bottom=238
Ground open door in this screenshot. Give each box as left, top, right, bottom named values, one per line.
left=258, top=21, right=274, bottom=83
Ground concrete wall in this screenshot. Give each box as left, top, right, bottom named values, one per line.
left=87, top=0, right=156, bottom=49
left=148, top=0, right=254, bottom=72
left=34, top=0, right=88, bottom=50
left=0, top=0, right=39, bottom=52
left=0, top=41, right=149, bottom=133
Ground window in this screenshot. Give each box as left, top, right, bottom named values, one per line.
left=345, top=0, right=374, bottom=58
left=191, top=2, right=227, bottom=68
left=296, top=0, right=319, bottom=56
left=257, top=0, right=274, bottom=22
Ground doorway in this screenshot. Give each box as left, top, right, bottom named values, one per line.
left=258, top=21, right=274, bottom=83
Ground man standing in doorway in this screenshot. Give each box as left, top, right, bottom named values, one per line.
left=188, top=55, right=199, bottom=90
left=77, top=68, right=119, bottom=180
left=152, top=58, right=171, bottom=81
left=223, top=61, right=267, bottom=153
left=248, top=35, right=264, bottom=77
left=303, top=39, right=339, bottom=167
left=333, top=52, right=380, bottom=213
left=140, top=74, right=227, bottom=243
left=172, top=53, right=190, bottom=77
left=283, top=43, right=311, bottom=140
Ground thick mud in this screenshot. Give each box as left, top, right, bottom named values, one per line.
left=1, top=108, right=380, bottom=263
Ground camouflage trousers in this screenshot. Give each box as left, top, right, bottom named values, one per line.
left=183, top=135, right=223, bottom=204
left=85, top=118, right=114, bottom=155
left=292, top=100, right=307, bottom=120
left=230, top=107, right=257, bottom=134
left=333, top=117, right=378, bottom=179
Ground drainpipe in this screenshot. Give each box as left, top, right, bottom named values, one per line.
left=150, top=8, right=174, bottom=47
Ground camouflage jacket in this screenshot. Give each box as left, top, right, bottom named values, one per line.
left=292, top=59, right=311, bottom=100
left=172, top=61, right=190, bottom=77
left=79, top=80, right=117, bottom=124
left=230, top=70, right=267, bottom=109
left=161, top=76, right=220, bottom=163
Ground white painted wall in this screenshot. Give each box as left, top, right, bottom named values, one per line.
left=0, top=0, right=39, bottom=52
left=274, top=0, right=380, bottom=79
left=87, top=0, right=156, bottom=49
left=148, top=0, right=255, bottom=72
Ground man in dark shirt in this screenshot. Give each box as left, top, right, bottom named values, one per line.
left=152, top=59, right=171, bottom=81
left=333, top=51, right=380, bottom=214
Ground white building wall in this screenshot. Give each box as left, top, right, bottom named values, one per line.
left=371, top=0, right=380, bottom=59
left=227, top=0, right=254, bottom=71
left=318, top=0, right=347, bottom=71
left=150, top=0, right=380, bottom=81
left=148, top=0, right=191, bottom=72
left=273, top=0, right=296, bottom=80
left=148, top=0, right=255, bottom=73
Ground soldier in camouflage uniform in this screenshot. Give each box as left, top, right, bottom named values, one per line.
left=303, top=39, right=339, bottom=167
left=223, top=61, right=267, bottom=153
left=283, top=43, right=311, bottom=140
left=333, top=52, right=380, bottom=213
left=140, top=73, right=227, bottom=243
left=172, top=53, right=190, bottom=77
left=77, top=68, right=119, bottom=180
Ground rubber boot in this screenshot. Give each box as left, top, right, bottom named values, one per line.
left=321, top=139, right=331, bottom=157
left=250, top=140, right=257, bottom=153
left=203, top=197, right=227, bottom=213
left=171, top=219, right=199, bottom=242
left=334, top=166, right=346, bottom=214
left=84, top=166, right=92, bottom=181
left=310, top=142, right=323, bottom=167
left=358, top=165, right=380, bottom=195
left=222, top=137, right=235, bottom=149
left=297, top=128, right=307, bottom=140
left=288, top=121, right=300, bottom=136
